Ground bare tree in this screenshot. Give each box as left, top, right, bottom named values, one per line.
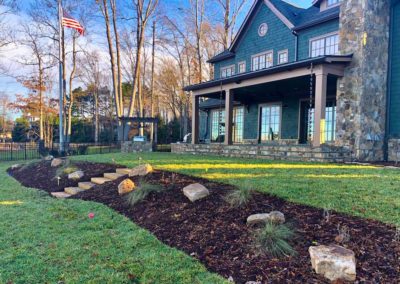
left=189, top=0, right=205, bottom=83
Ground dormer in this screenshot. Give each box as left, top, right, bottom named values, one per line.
left=312, top=0, right=341, bottom=12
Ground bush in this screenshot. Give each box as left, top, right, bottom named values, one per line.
left=254, top=222, right=297, bottom=258
left=125, top=181, right=164, bottom=207
left=224, top=187, right=254, bottom=208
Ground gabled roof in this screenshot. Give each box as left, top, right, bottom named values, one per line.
left=208, top=0, right=340, bottom=63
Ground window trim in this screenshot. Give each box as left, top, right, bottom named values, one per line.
left=258, top=23, right=268, bottom=37
left=277, top=49, right=289, bottom=65
left=257, top=102, right=282, bottom=143
left=237, top=61, right=246, bottom=74
left=220, top=65, right=235, bottom=78
left=251, top=50, right=274, bottom=72
left=308, top=31, right=339, bottom=58
left=326, top=0, right=340, bottom=8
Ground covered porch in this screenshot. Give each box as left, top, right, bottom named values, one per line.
left=187, top=56, right=352, bottom=149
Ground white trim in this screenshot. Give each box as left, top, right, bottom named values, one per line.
left=277, top=49, right=289, bottom=64
left=258, top=23, right=268, bottom=37
left=309, top=31, right=339, bottom=58
left=264, top=0, right=295, bottom=30
left=258, top=102, right=283, bottom=142
left=251, top=50, right=274, bottom=71
left=220, top=65, right=235, bottom=78
left=237, top=61, right=246, bottom=73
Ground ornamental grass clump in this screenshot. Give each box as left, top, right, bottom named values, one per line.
left=125, top=181, right=164, bottom=207
left=224, top=187, right=254, bottom=208
left=254, top=221, right=297, bottom=259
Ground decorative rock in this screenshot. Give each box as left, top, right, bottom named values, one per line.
left=309, top=245, right=356, bottom=282
left=183, top=183, right=209, bottom=202
left=129, top=164, right=153, bottom=177
left=68, top=170, right=84, bottom=180
left=10, top=164, right=20, bottom=170
left=118, top=179, right=135, bottom=195
left=44, top=155, right=54, bottom=161
left=247, top=211, right=285, bottom=226
left=51, top=158, right=63, bottom=167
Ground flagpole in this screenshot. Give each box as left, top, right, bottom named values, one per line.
left=58, top=0, right=64, bottom=153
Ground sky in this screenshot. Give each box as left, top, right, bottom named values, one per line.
left=0, top=0, right=314, bottom=118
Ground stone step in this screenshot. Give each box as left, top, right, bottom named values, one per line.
left=51, top=192, right=72, bottom=199
left=104, top=172, right=125, bottom=180
left=91, top=177, right=112, bottom=185
left=78, top=182, right=96, bottom=190
left=64, top=187, right=84, bottom=195
left=116, top=168, right=131, bottom=175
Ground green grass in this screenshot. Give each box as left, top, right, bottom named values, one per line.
left=0, top=161, right=227, bottom=284
left=72, top=152, right=400, bottom=225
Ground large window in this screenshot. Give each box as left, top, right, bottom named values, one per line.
left=252, top=51, right=273, bottom=71
left=310, top=33, right=339, bottom=57
left=233, top=107, right=244, bottom=143
left=260, top=104, right=281, bottom=142
left=278, top=50, right=288, bottom=64
left=305, top=101, right=337, bottom=142
left=238, top=61, right=246, bottom=74
left=211, top=109, right=225, bottom=142
left=220, top=65, right=235, bottom=78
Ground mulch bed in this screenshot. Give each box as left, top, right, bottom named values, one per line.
left=8, top=162, right=400, bottom=283
left=7, top=160, right=122, bottom=193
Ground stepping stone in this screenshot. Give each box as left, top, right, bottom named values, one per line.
left=91, top=177, right=112, bottom=185
left=104, top=172, right=124, bottom=180
left=78, top=182, right=96, bottom=190
left=51, top=192, right=71, bottom=199
left=64, top=187, right=84, bottom=195
left=116, top=168, right=131, bottom=175
left=183, top=183, right=209, bottom=202
left=129, top=164, right=153, bottom=177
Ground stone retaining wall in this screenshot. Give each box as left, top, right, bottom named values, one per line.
left=388, top=139, right=400, bottom=162
left=172, top=143, right=352, bottom=163
left=121, top=142, right=153, bottom=153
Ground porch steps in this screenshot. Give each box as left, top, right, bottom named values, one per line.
left=51, top=192, right=72, bottom=199
left=78, top=182, right=96, bottom=190
left=65, top=187, right=85, bottom=195
left=91, top=177, right=112, bottom=185
left=116, top=168, right=131, bottom=175
left=104, top=172, right=125, bottom=180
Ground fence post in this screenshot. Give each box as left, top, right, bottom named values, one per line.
left=24, top=143, right=27, bottom=160
left=10, top=142, right=12, bottom=161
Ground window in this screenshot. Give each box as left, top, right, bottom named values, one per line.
left=238, top=61, right=246, bottom=74
left=310, top=33, right=339, bottom=57
left=260, top=104, right=281, bottom=142
left=220, top=65, right=235, bottom=78
left=327, top=0, right=339, bottom=7
left=252, top=51, right=273, bottom=71
left=258, top=23, right=268, bottom=37
left=211, top=109, right=225, bottom=142
left=306, top=100, right=337, bottom=142
left=233, top=107, right=244, bottom=143
left=278, top=50, right=288, bottom=64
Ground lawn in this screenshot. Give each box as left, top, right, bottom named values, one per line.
left=1, top=153, right=399, bottom=283
left=0, top=161, right=227, bottom=284
left=73, top=152, right=400, bottom=225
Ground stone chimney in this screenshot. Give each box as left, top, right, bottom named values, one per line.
left=336, top=0, right=391, bottom=161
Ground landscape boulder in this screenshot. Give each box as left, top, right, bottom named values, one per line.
left=51, top=158, right=64, bottom=167
left=68, top=170, right=84, bottom=180
left=183, top=183, right=209, bottom=202
left=118, top=179, right=135, bottom=195
left=44, top=155, right=54, bottom=161
left=309, top=245, right=356, bottom=282
left=247, top=211, right=285, bottom=226
left=10, top=164, right=20, bottom=170
left=129, top=164, right=153, bottom=177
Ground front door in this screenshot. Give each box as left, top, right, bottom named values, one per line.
left=259, top=104, right=281, bottom=142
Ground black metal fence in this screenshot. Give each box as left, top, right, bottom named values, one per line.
left=0, top=142, right=41, bottom=161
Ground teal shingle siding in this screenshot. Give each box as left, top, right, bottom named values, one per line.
left=390, top=3, right=400, bottom=137
left=214, top=1, right=296, bottom=80
left=297, top=19, right=339, bottom=60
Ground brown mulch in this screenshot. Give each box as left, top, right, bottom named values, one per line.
left=8, top=163, right=400, bottom=283
left=7, top=160, right=122, bottom=192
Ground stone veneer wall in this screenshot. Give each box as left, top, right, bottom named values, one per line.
left=336, top=0, right=391, bottom=161
left=388, top=139, right=400, bottom=162
left=171, top=144, right=352, bottom=163
left=121, top=142, right=153, bottom=153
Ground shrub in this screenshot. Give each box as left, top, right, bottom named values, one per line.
left=254, top=222, right=297, bottom=258
left=224, top=187, right=254, bottom=208
left=125, top=181, right=164, bottom=207
left=55, top=159, right=78, bottom=177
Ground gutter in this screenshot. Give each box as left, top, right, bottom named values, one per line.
left=292, top=30, right=298, bottom=61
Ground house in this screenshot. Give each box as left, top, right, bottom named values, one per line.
left=173, top=0, right=400, bottom=162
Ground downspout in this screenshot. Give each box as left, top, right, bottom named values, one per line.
left=384, top=6, right=394, bottom=161
left=292, top=30, right=298, bottom=61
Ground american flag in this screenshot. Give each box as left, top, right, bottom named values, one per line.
left=62, top=11, right=84, bottom=35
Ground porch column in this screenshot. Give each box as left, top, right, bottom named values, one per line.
left=313, top=67, right=328, bottom=147
left=192, top=95, right=199, bottom=144
left=225, top=89, right=234, bottom=145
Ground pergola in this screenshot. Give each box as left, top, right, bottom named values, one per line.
left=119, top=117, right=159, bottom=144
